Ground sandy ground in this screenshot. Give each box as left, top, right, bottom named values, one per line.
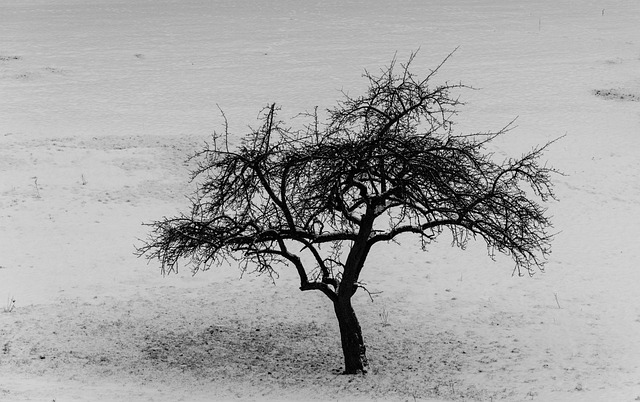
left=2, top=0, right=640, bottom=401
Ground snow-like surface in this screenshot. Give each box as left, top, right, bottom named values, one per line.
left=1, top=0, right=640, bottom=400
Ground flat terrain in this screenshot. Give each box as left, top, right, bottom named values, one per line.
left=1, top=1, right=640, bottom=400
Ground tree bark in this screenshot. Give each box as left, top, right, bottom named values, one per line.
left=333, top=297, right=368, bottom=374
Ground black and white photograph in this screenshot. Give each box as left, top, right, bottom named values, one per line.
left=1, top=1, right=639, bottom=400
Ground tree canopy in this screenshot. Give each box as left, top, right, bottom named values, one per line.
left=138, top=51, right=558, bottom=374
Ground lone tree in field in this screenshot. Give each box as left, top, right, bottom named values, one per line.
left=137, top=52, right=557, bottom=374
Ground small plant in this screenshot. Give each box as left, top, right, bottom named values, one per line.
left=380, top=305, right=391, bottom=327
left=3, top=296, right=15, bottom=313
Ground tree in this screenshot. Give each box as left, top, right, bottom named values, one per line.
left=137, top=52, right=558, bottom=374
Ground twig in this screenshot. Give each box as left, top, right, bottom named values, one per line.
left=32, top=176, right=41, bottom=198
left=3, top=296, right=15, bottom=313
left=356, top=281, right=382, bottom=302
left=553, top=292, right=561, bottom=309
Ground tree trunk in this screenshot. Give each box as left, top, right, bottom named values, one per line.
left=333, top=297, right=368, bottom=374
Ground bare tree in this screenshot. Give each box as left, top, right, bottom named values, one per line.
left=137, top=52, right=558, bottom=374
